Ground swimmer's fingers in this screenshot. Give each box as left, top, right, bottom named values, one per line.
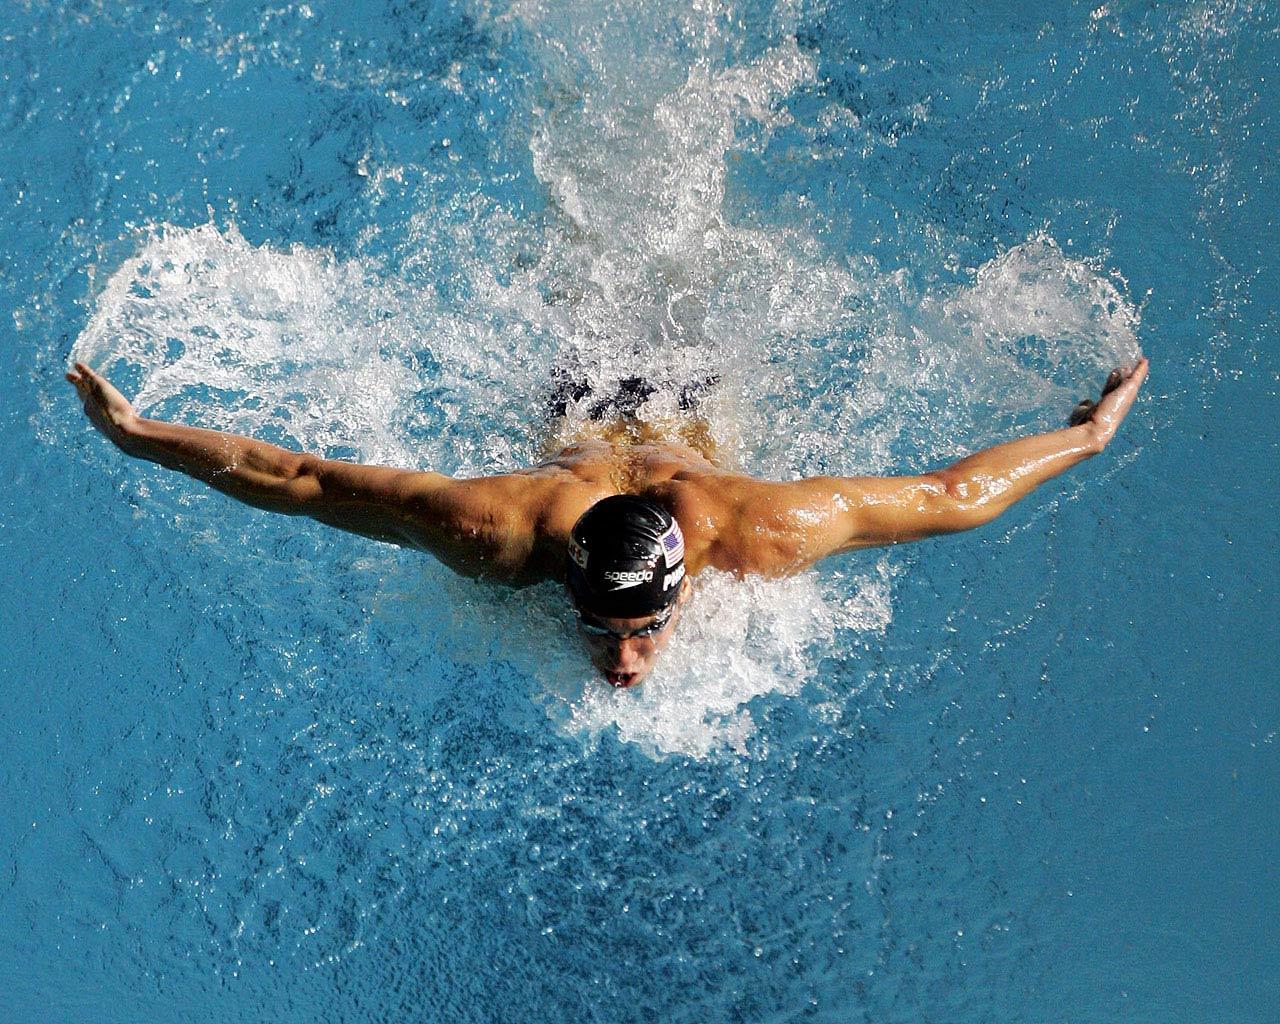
left=66, top=362, right=102, bottom=410
left=65, top=361, right=89, bottom=393
left=69, top=362, right=131, bottom=412
left=66, top=361, right=138, bottom=445
left=66, top=360, right=101, bottom=396
left=1086, top=356, right=1148, bottom=444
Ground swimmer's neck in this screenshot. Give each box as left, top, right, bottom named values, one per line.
left=541, top=417, right=722, bottom=466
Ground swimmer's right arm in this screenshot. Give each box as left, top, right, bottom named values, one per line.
left=66, top=363, right=542, bottom=577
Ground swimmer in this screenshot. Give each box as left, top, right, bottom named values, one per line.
left=67, top=357, right=1148, bottom=688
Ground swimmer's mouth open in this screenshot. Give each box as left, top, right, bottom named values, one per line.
left=605, top=671, right=641, bottom=688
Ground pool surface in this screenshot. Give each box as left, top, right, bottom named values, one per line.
left=1, top=1, right=1277, bottom=1021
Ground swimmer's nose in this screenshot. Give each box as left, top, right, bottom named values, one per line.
left=609, top=638, right=646, bottom=669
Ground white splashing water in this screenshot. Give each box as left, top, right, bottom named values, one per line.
left=70, top=0, right=1140, bottom=757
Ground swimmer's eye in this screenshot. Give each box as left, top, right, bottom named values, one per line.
left=574, top=604, right=675, bottom=640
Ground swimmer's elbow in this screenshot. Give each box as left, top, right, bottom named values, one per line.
left=933, top=471, right=977, bottom=509
left=272, top=455, right=325, bottom=511
left=280, top=475, right=325, bottom=511
left=926, top=471, right=1009, bottom=532
left=273, top=456, right=389, bottom=520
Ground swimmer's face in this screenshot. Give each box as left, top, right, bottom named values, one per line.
left=572, top=578, right=691, bottom=688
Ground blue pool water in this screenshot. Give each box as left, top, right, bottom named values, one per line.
left=2, top=1, right=1277, bottom=1020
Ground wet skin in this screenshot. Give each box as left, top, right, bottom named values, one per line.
left=68, top=359, right=1148, bottom=687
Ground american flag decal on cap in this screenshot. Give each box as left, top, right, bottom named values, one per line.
left=568, top=538, right=589, bottom=569
left=660, top=521, right=684, bottom=568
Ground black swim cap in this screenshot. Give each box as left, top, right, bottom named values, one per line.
left=566, top=495, right=687, bottom=618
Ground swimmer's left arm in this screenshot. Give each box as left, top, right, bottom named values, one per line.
left=828, top=358, right=1149, bottom=553
left=717, top=360, right=1147, bottom=574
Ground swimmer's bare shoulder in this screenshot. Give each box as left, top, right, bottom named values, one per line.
left=397, top=464, right=608, bottom=584
left=644, top=469, right=854, bottom=577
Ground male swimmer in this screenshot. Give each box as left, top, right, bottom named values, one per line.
left=68, top=357, right=1148, bottom=688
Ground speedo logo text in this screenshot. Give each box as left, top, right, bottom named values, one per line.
left=603, top=569, right=653, bottom=590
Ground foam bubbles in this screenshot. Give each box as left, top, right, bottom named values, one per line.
left=75, top=221, right=421, bottom=465
left=562, top=566, right=894, bottom=758
left=927, top=233, right=1140, bottom=407
left=387, top=563, right=894, bottom=758
left=825, top=233, right=1144, bottom=470
left=73, top=219, right=552, bottom=475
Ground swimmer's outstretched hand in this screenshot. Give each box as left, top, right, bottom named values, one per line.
left=1069, top=357, right=1148, bottom=446
left=66, top=361, right=139, bottom=451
